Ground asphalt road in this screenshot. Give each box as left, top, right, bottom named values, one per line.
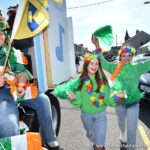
left=57, top=70, right=150, bottom=150
left=58, top=100, right=150, bottom=150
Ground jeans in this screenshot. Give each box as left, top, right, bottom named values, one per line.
left=115, top=102, right=139, bottom=150
left=0, top=89, right=19, bottom=138
left=81, top=111, right=107, bottom=147
left=0, top=88, right=57, bottom=143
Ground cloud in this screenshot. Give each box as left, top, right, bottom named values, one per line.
left=66, top=0, right=150, bottom=49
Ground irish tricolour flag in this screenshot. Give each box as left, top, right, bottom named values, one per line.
left=10, top=82, right=38, bottom=103
left=0, top=132, right=43, bottom=150
left=13, top=48, right=28, bottom=65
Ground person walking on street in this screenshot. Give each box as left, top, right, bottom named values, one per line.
left=75, top=55, right=80, bottom=73
left=92, top=36, right=150, bottom=150
left=54, top=47, right=122, bottom=150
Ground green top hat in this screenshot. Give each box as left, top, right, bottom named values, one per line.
left=0, top=21, right=10, bottom=43
left=0, top=21, right=7, bottom=31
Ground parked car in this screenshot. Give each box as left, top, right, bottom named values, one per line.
left=134, top=53, right=150, bottom=103
left=132, top=53, right=150, bottom=63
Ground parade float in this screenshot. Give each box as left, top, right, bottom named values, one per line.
left=0, top=0, right=75, bottom=149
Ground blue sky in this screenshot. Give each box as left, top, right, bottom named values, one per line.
left=1, top=0, right=150, bottom=50
left=0, top=0, right=18, bottom=19
left=66, top=0, right=150, bottom=50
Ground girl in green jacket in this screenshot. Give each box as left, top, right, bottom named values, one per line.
left=54, top=49, right=122, bottom=150
left=92, top=36, right=150, bottom=150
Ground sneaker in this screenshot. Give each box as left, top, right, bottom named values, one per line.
left=119, top=131, right=127, bottom=143
left=89, top=142, right=94, bottom=150
left=120, top=141, right=126, bottom=150
left=46, top=145, right=64, bottom=150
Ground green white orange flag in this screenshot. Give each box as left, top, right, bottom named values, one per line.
left=0, top=132, right=42, bottom=150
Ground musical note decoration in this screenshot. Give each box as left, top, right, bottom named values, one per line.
left=56, top=24, right=65, bottom=62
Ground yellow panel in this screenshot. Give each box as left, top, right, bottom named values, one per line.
left=33, top=11, right=45, bottom=24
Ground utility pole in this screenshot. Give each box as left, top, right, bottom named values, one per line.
left=116, top=34, right=118, bottom=47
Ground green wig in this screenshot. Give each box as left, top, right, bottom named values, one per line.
left=93, top=25, right=114, bottom=47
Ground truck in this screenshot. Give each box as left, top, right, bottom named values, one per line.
left=7, top=0, right=76, bottom=137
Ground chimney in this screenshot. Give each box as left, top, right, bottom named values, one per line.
left=136, top=29, right=140, bottom=35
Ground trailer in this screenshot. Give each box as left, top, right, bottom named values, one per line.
left=8, top=0, right=76, bottom=137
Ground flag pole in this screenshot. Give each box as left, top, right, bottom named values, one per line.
left=2, top=0, right=50, bottom=75
left=2, top=0, right=25, bottom=75
left=2, top=38, right=14, bottom=74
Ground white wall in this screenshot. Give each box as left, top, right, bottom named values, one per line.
left=48, top=1, right=75, bottom=84
left=67, top=17, right=76, bottom=77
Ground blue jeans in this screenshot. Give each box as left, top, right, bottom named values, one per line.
left=81, top=111, right=107, bottom=147
left=115, top=103, right=139, bottom=150
left=0, top=88, right=57, bottom=143
left=0, top=89, right=19, bottom=138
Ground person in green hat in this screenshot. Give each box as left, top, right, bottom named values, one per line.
left=0, top=21, right=63, bottom=150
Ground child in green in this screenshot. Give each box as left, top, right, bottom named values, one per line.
left=92, top=36, right=150, bottom=150
left=54, top=49, right=122, bottom=150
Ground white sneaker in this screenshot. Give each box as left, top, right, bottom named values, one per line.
left=119, top=131, right=127, bottom=143
left=89, top=142, right=94, bottom=150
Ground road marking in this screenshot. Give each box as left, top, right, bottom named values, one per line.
left=138, top=125, right=150, bottom=150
